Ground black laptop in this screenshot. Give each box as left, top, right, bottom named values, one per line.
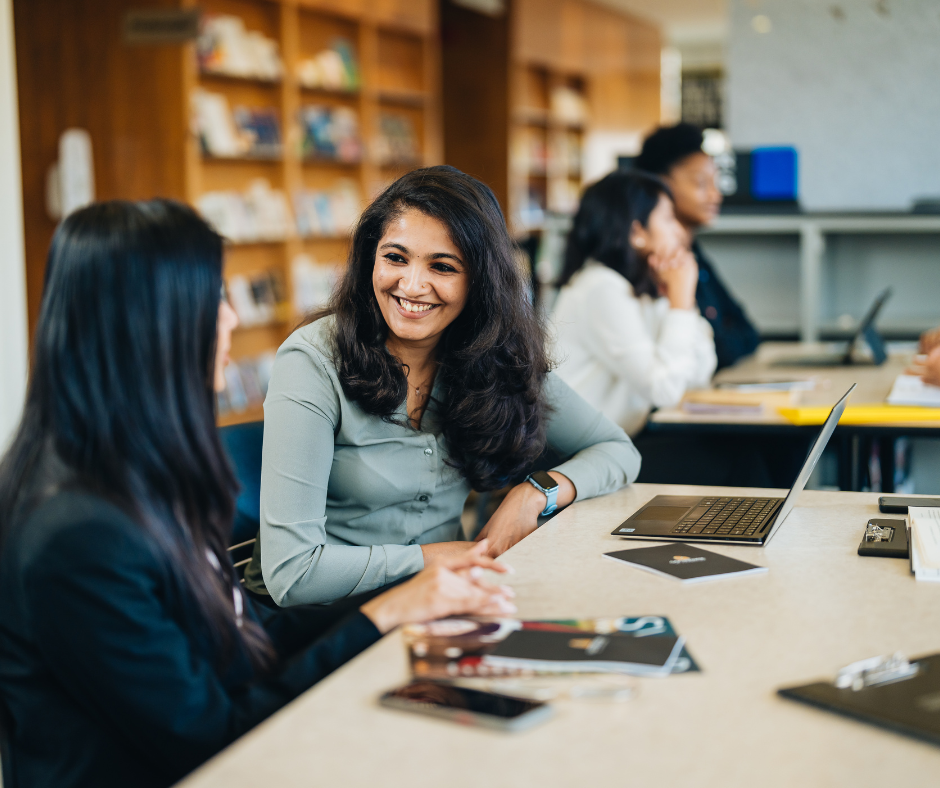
left=774, top=289, right=891, bottom=367
left=612, top=384, right=856, bottom=546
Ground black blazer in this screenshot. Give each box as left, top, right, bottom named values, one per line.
left=0, top=491, right=381, bottom=788
left=693, top=240, right=761, bottom=370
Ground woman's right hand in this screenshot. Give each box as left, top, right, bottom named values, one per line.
left=921, top=327, right=940, bottom=354
left=359, top=540, right=516, bottom=634
left=419, top=540, right=479, bottom=567
left=648, top=245, right=698, bottom=310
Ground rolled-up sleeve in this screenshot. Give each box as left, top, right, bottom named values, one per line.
left=259, top=339, right=424, bottom=607
left=543, top=372, right=641, bottom=501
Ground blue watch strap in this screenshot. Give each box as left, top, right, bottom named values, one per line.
left=526, top=473, right=559, bottom=517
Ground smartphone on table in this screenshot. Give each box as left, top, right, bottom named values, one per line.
left=879, top=496, right=940, bottom=514
left=379, top=681, right=553, bottom=732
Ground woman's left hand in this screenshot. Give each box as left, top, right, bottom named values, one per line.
left=474, top=483, right=546, bottom=557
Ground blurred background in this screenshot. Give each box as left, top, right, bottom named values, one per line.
left=1, top=0, right=939, bottom=486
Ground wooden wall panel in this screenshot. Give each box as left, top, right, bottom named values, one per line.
left=14, top=0, right=188, bottom=338
left=514, top=0, right=563, bottom=69
left=440, top=0, right=510, bottom=211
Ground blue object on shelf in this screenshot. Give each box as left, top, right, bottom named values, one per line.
left=751, top=147, right=798, bottom=201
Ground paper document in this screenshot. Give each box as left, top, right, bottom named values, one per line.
left=888, top=375, right=940, bottom=407
left=717, top=379, right=816, bottom=393
left=908, top=507, right=940, bottom=582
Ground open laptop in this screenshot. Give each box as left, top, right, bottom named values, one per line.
left=611, top=384, right=856, bottom=546
left=774, top=289, right=891, bottom=367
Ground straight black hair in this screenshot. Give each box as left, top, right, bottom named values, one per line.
left=305, top=165, right=550, bottom=491
left=557, top=170, right=672, bottom=294
left=0, top=199, right=271, bottom=669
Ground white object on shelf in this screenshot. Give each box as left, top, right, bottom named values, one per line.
left=291, top=254, right=339, bottom=315
left=196, top=179, right=293, bottom=243
left=887, top=374, right=940, bottom=407
left=46, top=129, right=95, bottom=220
left=198, top=14, right=282, bottom=81
left=191, top=89, right=250, bottom=157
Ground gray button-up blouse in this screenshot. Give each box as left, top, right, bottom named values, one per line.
left=246, top=316, right=641, bottom=606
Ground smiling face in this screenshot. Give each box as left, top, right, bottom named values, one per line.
left=372, top=207, right=470, bottom=351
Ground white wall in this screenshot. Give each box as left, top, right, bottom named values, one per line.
left=726, top=0, right=940, bottom=211
left=0, top=0, right=28, bottom=452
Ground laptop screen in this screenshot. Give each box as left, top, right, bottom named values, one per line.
left=765, top=383, right=857, bottom=544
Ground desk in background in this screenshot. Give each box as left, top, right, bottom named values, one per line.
left=179, top=484, right=940, bottom=788
left=648, top=342, right=940, bottom=491
left=701, top=213, right=940, bottom=342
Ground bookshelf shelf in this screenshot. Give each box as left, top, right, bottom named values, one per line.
left=377, top=89, right=428, bottom=107
left=202, top=153, right=284, bottom=163
left=198, top=70, right=282, bottom=87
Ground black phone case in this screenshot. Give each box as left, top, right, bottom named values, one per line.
left=858, top=519, right=908, bottom=558
left=879, top=496, right=940, bottom=514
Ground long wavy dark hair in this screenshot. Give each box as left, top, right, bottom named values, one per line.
left=309, top=165, right=550, bottom=491
left=0, top=200, right=271, bottom=669
left=558, top=170, right=672, bottom=294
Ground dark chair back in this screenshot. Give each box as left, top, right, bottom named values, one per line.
left=0, top=693, right=15, bottom=788
left=219, top=420, right=264, bottom=546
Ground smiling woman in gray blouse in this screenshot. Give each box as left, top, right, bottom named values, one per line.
left=245, top=166, right=641, bottom=607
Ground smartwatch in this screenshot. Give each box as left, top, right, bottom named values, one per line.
left=526, top=471, right=560, bottom=517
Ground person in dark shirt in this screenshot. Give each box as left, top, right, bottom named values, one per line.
left=635, top=123, right=760, bottom=369
left=0, top=199, right=515, bottom=788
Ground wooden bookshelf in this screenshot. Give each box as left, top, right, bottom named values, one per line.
left=441, top=0, right=661, bottom=233
left=13, top=0, right=442, bottom=428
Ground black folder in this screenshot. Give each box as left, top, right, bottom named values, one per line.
left=779, top=653, right=940, bottom=747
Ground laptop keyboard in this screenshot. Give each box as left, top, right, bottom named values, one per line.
left=671, top=497, right=780, bottom=538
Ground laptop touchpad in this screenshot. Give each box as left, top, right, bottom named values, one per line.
left=635, top=506, right=690, bottom=521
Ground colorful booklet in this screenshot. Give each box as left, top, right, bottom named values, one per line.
left=403, top=616, right=699, bottom=679
left=484, top=630, right=685, bottom=676
left=605, top=543, right=768, bottom=583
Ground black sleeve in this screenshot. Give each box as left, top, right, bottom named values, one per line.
left=25, top=516, right=381, bottom=783
left=694, top=246, right=761, bottom=370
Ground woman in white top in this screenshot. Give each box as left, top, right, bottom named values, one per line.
left=551, top=171, right=716, bottom=436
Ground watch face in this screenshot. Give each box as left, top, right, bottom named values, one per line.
left=530, top=471, right=557, bottom=490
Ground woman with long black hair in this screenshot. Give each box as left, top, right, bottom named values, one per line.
left=244, top=165, right=640, bottom=608
left=550, top=170, right=717, bottom=437
left=0, top=199, right=515, bottom=788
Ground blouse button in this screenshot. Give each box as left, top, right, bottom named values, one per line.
left=424, top=447, right=433, bottom=456
left=418, top=494, right=430, bottom=503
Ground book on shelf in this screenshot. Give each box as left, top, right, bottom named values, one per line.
left=297, top=38, right=360, bottom=92
left=293, top=180, right=362, bottom=238
left=197, top=179, right=293, bottom=243
left=291, top=254, right=340, bottom=315
left=226, top=270, right=289, bottom=328
left=374, top=113, right=419, bottom=167
left=192, top=89, right=282, bottom=159
left=549, top=85, right=587, bottom=126
left=218, top=351, right=276, bottom=417
left=197, top=14, right=282, bottom=82
left=299, top=105, right=362, bottom=163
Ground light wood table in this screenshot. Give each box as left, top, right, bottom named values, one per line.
left=651, top=342, right=925, bottom=428
left=180, top=484, right=940, bottom=788
left=648, top=342, right=940, bottom=490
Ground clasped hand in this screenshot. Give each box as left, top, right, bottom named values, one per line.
left=360, top=539, right=516, bottom=634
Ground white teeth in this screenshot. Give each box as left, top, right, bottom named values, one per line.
left=398, top=297, right=433, bottom=313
